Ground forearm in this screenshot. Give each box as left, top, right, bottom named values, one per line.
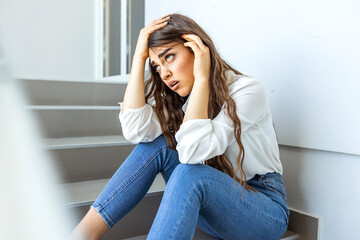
left=183, top=77, right=209, bottom=122
left=121, top=55, right=147, bottom=113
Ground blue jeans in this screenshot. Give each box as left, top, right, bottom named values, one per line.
left=91, top=134, right=289, bottom=240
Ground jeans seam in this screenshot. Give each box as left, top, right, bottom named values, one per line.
left=90, top=203, right=115, bottom=228
left=98, top=145, right=169, bottom=210
left=199, top=179, right=288, bottom=226
left=170, top=182, right=198, bottom=240
left=100, top=208, right=115, bottom=227
left=196, top=179, right=210, bottom=209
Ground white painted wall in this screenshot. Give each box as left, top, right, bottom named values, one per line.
left=145, top=0, right=360, bottom=239
left=281, top=146, right=360, bottom=240
left=146, top=0, right=360, bottom=156
left=0, top=0, right=95, bottom=80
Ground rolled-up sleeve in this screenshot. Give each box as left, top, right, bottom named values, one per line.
left=119, top=102, right=162, bottom=144
left=175, top=117, right=235, bottom=164
left=174, top=77, right=267, bottom=164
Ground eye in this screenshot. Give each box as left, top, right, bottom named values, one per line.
left=153, top=65, right=160, bottom=72
left=165, top=54, right=174, bottom=61
left=152, top=54, right=174, bottom=73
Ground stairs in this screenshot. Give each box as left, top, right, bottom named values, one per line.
left=123, top=230, right=300, bottom=240
left=20, top=78, right=299, bottom=239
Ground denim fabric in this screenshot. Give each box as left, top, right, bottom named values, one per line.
left=91, top=134, right=289, bottom=240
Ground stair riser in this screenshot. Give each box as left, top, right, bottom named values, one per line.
left=64, top=193, right=163, bottom=240
left=21, top=80, right=127, bottom=106
left=50, top=145, right=135, bottom=183
left=30, top=109, right=122, bottom=138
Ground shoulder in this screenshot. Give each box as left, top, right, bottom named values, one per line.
left=224, top=70, right=266, bottom=98
left=223, top=71, right=269, bottom=123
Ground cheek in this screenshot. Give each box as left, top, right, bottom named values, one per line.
left=178, top=54, right=194, bottom=75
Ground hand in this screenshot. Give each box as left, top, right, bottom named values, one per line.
left=134, top=14, right=170, bottom=60
left=182, top=34, right=211, bottom=81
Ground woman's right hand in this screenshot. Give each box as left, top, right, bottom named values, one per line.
left=134, top=14, right=170, bottom=60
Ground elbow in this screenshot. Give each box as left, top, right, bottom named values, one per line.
left=121, top=124, right=143, bottom=144
left=122, top=130, right=141, bottom=144
left=179, top=157, right=190, bottom=164
left=178, top=154, right=203, bottom=165
left=122, top=125, right=158, bottom=144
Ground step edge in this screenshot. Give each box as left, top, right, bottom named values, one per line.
left=42, top=135, right=133, bottom=149
left=60, top=175, right=166, bottom=208
left=121, top=229, right=300, bottom=240
left=23, top=105, right=120, bottom=110
left=17, top=75, right=130, bottom=84
left=281, top=229, right=300, bottom=240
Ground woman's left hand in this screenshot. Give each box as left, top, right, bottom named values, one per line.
left=182, top=34, right=211, bottom=82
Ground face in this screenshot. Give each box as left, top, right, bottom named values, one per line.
left=149, top=42, right=195, bottom=97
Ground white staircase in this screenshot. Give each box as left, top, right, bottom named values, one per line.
left=20, top=78, right=299, bottom=239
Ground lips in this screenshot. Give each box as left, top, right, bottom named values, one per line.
left=167, top=80, right=180, bottom=91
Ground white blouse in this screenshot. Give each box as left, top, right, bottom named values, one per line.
left=118, top=70, right=283, bottom=181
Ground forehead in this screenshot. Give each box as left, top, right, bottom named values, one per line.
left=150, top=42, right=179, bottom=54
left=149, top=42, right=181, bottom=60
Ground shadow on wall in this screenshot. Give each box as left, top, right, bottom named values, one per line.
left=0, top=48, right=81, bottom=239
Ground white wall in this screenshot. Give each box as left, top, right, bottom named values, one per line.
left=281, top=147, right=360, bottom=240
left=0, top=0, right=95, bottom=80
left=146, top=0, right=360, bottom=156
left=145, top=0, right=360, bottom=239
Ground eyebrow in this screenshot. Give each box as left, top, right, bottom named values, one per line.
left=150, top=46, right=175, bottom=67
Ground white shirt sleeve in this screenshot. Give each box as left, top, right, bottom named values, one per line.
left=119, top=102, right=163, bottom=144
left=174, top=77, right=267, bottom=164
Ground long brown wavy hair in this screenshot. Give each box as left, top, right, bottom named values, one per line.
left=145, top=13, right=257, bottom=196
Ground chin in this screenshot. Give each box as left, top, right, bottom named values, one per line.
left=177, top=91, right=190, bottom=97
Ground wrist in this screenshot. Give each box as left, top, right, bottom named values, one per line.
left=194, top=75, right=210, bottom=84
left=133, top=53, right=148, bottom=61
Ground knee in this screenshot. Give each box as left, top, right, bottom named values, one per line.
left=169, top=163, right=205, bottom=185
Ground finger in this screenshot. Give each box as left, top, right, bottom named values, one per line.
left=161, top=14, right=171, bottom=19
left=184, top=41, right=200, bottom=53
left=144, top=16, right=169, bottom=34
left=148, top=21, right=168, bottom=32
left=153, top=15, right=171, bottom=24
left=182, top=34, right=205, bottom=49
left=146, top=16, right=169, bottom=30
left=182, top=34, right=203, bottom=48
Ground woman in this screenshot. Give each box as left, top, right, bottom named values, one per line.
left=73, top=13, right=289, bottom=240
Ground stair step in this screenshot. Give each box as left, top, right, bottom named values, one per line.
left=123, top=235, right=147, bottom=240
left=20, top=79, right=127, bottom=106
left=60, top=174, right=166, bottom=208
left=24, top=105, right=120, bottom=110
left=50, top=144, right=135, bottom=183
left=122, top=229, right=300, bottom=240
left=43, top=135, right=132, bottom=149
left=281, top=230, right=300, bottom=240
left=26, top=108, right=122, bottom=138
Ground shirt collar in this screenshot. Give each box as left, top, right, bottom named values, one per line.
left=182, top=94, right=190, bottom=112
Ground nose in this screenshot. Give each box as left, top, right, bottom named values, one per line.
left=160, top=66, right=172, bottom=80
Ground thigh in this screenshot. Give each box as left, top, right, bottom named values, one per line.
left=196, top=214, right=222, bottom=239
left=185, top=165, right=289, bottom=240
